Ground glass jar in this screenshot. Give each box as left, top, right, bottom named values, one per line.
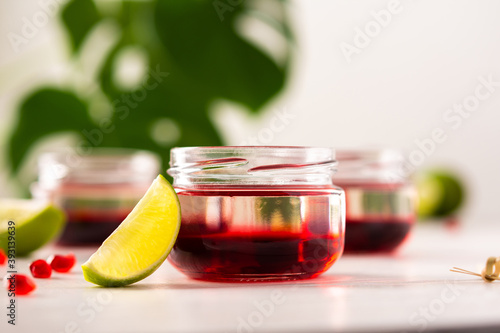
left=32, top=148, right=160, bottom=245
left=167, top=146, right=345, bottom=282
left=334, top=149, right=416, bottom=253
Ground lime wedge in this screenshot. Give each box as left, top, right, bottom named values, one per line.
left=0, top=200, right=65, bottom=256
left=82, top=175, right=181, bottom=287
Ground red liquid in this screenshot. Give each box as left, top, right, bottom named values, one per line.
left=336, top=181, right=415, bottom=254
left=57, top=211, right=128, bottom=246
left=344, top=219, right=414, bottom=253
left=170, top=231, right=342, bottom=281
left=168, top=187, right=344, bottom=281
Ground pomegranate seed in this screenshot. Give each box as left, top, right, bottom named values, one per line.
left=30, top=260, right=52, bottom=278
left=0, top=249, right=6, bottom=265
left=3, top=274, right=36, bottom=296
left=48, top=253, right=76, bottom=273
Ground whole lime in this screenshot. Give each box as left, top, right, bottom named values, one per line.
left=415, top=170, right=465, bottom=218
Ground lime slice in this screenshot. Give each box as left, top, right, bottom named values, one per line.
left=0, top=200, right=65, bottom=256
left=82, top=175, right=181, bottom=287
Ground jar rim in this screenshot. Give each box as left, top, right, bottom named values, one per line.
left=40, top=147, right=158, bottom=160
left=38, top=147, right=160, bottom=186
left=170, top=145, right=334, bottom=155
left=168, top=146, right=337, bottom=186
left=334, top=148, right=406, bottom=183
left=336, top=148, right=403, bottom=163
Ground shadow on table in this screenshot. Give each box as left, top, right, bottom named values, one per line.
left=104, top=274, right=482, bottom=291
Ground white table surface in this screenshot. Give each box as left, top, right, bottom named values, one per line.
left=2, top=224, right=500, bottom=333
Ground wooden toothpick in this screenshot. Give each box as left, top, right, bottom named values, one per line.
left=451, top=256, right=500, bottom=282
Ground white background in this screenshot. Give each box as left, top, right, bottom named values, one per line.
left=1, top=0, right=500, bottom=224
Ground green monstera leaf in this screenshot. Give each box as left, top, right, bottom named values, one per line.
left=61, top=0, right=101, bottom=52
left=6, top=0, right=293, bottom=186
left=8, top=88, right=95, bottom=172
left=154, top=0, right=286, bottom=110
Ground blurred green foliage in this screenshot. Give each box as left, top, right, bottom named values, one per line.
left=7, top=0, right=292, bottom=180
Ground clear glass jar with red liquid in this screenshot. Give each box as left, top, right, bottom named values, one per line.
left=32, top=149, right=160, bottom=245
left=167, top=146, right=345, bottom=282
left=334, top=149, right=417, bottom=254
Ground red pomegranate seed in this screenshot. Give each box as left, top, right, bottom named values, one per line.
left=3, top=274, right=36, bottom=296
left=48, top=253, right=76, bottom=273
left=30, top=260, right=52, bottom=278
left=0, top=249, right=6, bottom=265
